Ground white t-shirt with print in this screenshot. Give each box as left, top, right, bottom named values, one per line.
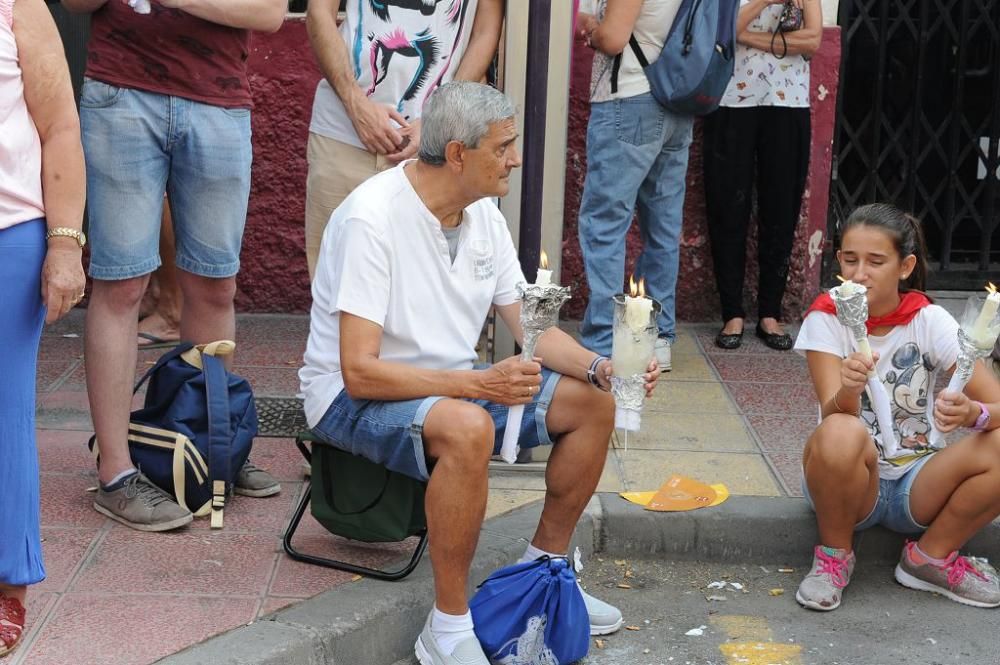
left=589, top=0, right=682, bottom=103
left=720, top=0, right=810, bottom=108
left=794, top=305, right=960, bottom=479
left=309, top=0, right=480, bottom=149
left=299, top=163, right=524, bottom=427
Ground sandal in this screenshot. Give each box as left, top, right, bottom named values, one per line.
left=0, top=592, right=25, bottom=657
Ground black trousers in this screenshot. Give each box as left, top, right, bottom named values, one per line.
left=702, top=106, right=811, bottom=322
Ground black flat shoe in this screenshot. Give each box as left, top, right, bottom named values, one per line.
left=715, top=328, right=744, bottom=349
left=755, top=322, right=793, bottom=351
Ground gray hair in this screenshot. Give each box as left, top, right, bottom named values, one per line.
left=418, top=81, right=516, bottom=165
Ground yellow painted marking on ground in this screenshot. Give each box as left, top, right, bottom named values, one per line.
left=711, top=615, right=802, bottom=665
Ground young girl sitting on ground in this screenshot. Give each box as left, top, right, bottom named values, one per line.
left=793, top=202, right=1000, bottom=610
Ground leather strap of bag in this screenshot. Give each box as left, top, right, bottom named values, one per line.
left=202, top=352, right=232, bottom=529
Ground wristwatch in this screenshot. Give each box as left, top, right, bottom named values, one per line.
left=46, top=227, right=87, bottom=249
left=973, top=401, right=991, bottom=431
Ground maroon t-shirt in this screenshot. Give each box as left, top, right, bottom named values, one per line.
left=85, top=2, right=252, bottom=109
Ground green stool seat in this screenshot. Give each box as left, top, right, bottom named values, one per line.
left=282, top=431, right=429, bottom=581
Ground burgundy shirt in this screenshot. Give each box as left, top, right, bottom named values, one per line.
left=85, top=2, right=252, bottom=109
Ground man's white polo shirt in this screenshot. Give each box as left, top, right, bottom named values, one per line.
left=299, top=163, right=525, bottom=427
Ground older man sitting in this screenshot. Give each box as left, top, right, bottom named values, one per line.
left=300, top=81, right=659, bottom=665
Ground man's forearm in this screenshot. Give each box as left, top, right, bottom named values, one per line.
left=453, top=0, right=503, bottom=82
left=173, top=0, right=285, bottom=32
left=533, top=327, right=600, bottom=384
left=306, top=0, right=365, bottom=109
left=343, top=358, right=482, bottom=402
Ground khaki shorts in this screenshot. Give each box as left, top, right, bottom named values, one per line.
left=305, top=132, right=393, bottom=278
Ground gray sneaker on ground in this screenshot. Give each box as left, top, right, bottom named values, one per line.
left=894, top=541, right=1000, bottom=608
left=579, top=584, right=624, bottom=635
left=796, top=545, right=855, bottom=611
left=94, top=471, right=193, bottom=532
left=234, top=460, right=281, bottom=497
left=414, top=612, right=489, bottom=665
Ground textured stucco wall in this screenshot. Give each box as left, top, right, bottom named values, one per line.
left=237, top=18, right=316, bottom=313
left=561, top=27, right=842, bottom=323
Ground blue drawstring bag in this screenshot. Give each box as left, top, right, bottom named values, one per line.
left=470, top=556, right=589, bottom=665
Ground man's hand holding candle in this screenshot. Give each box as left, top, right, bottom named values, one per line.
left=478, top=356, right=543, bottom=406
left=591, top=356, right=661, bottom=398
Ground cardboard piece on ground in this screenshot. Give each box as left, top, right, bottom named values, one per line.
left=646, top=475, right=716, bottom=511
left=620, top=482, right=729, bottom=509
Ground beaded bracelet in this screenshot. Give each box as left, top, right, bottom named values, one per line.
left=587, top=355, right=610, bottom=391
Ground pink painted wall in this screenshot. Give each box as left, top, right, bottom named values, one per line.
left=561, top=27, right=842, bottom=322
left=238, top=20, right=841, bottom=320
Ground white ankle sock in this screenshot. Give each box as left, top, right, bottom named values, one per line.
left=518, top=543, right=564, bottom=565
left=431, top=606, right=475, bottom=656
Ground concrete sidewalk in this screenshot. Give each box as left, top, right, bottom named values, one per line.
left=8, top=309, right=859, bottom=664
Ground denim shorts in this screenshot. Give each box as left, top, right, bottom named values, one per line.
left=802, top=454, right=933, bottom=535
left=312, top=368, right=562, bottom=482
left=79, top=78, right=252, bottom=280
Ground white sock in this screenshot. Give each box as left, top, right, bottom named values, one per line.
left=518, top=543, right=565, bottom=565
left=430, top=606, right=476, bottom=656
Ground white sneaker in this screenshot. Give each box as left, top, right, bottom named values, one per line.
left=579, top=584, right=624, bottom=635
left=414, top=612, right=489, bottom=665
left=654, top=337, right=672, bottom=372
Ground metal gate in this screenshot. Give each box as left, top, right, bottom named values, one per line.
left=829, top=0, right=1000, bottom=289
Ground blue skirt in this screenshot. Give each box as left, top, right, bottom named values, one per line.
left=0, top=219, right=47, bottom=586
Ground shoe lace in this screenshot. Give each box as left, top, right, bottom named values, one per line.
left=815, top=547, right=850, bottom=588
left=123, top=474, right=171, bottom=508
left=944, top=555, right=988, bottom=588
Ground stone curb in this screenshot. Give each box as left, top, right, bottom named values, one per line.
left=155, top=494, right=1000, bottom=664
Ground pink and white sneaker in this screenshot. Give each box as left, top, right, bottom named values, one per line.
left=795, top=545, right=856, bottom=611
left=894, top=541, right=1000, bottom=608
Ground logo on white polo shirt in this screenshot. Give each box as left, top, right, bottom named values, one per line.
left=470, top=239, right=495, bottom=281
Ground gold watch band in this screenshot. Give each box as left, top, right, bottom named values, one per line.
left=45, top=227, right=87, bottom=249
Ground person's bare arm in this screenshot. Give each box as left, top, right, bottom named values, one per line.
left=935, top=362, right=1000, bottom=433
left=306, top=0, right=405, bottom=154
left=339, top=312, right=540, bottom=404
left=587, top=0, right=642, bottom=56
left=157, top=0, right=285, bottom=32
left=807, top=349, right=875, bottom=419
left=452, top=0, right=503, bottom=82
left=738, top=0, right=823, bottom=58
left=737, top=0, right=784, bottom=34
left=14, top=0, right=87, bottom=323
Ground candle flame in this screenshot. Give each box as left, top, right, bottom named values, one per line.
left=987, top=282, right=997, bottom=295
left=539, top=250, right=549, bottom=270
left=627, top=275, right=647, bottom=298
left=836, top=275, right=846, bottom=283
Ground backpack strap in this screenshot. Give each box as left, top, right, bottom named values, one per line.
left=202, top=352, right=232, bottom=529
left=612, top=34, right=650, bottom=94
left=131, top=342, right=195, bottom=395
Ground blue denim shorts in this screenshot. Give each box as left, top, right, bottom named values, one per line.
left=312, top=368, right=562, bottom=482
left=79, top=78, right=252, bottom=280
left=802, top=454, right=933, bottom=535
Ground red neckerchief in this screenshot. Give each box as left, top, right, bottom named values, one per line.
left=805, top=291, right=932, bottom=334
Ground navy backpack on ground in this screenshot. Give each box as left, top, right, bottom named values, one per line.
left=470, top=556, right=589, bottom=665
left=613, top=0, right=741, bottom=116
left=88, top=341, right=257, bottom=528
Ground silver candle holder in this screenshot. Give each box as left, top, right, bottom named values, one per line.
left=498, top=282, right=571, bottom=463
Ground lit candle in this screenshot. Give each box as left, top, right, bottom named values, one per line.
left=970, top=283, right=1000, bottom=349
left=624, top=275, right=653, bottom=334
left=536, top=250, right=553, bottom=286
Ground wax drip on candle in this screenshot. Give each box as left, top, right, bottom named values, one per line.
left=624, top=275, right=653, bottom=333
left=535, top=250, right=553, bottom=286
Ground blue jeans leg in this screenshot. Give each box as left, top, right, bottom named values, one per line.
left=578, top=94, right=690, bottom=354
left=635, top=113, right=693, bottom=342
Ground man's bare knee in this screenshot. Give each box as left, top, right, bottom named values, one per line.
left=549, top=377, right=614, bottom=436
left=180, top=274, right=236, bottom=309
left=91, top=276, right=149, bottom=312
left=425, top=401, right=494, bottom=470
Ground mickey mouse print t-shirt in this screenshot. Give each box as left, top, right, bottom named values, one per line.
left=794, top=305, right=960, bottom=479
left=310, top=0, right=480, bottom=150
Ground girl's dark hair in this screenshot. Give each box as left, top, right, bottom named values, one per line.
left=842, top=203, right=929, bottom=292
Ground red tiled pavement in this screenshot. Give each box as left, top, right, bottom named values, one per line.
left=11, top=314, right=819, bottom=665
